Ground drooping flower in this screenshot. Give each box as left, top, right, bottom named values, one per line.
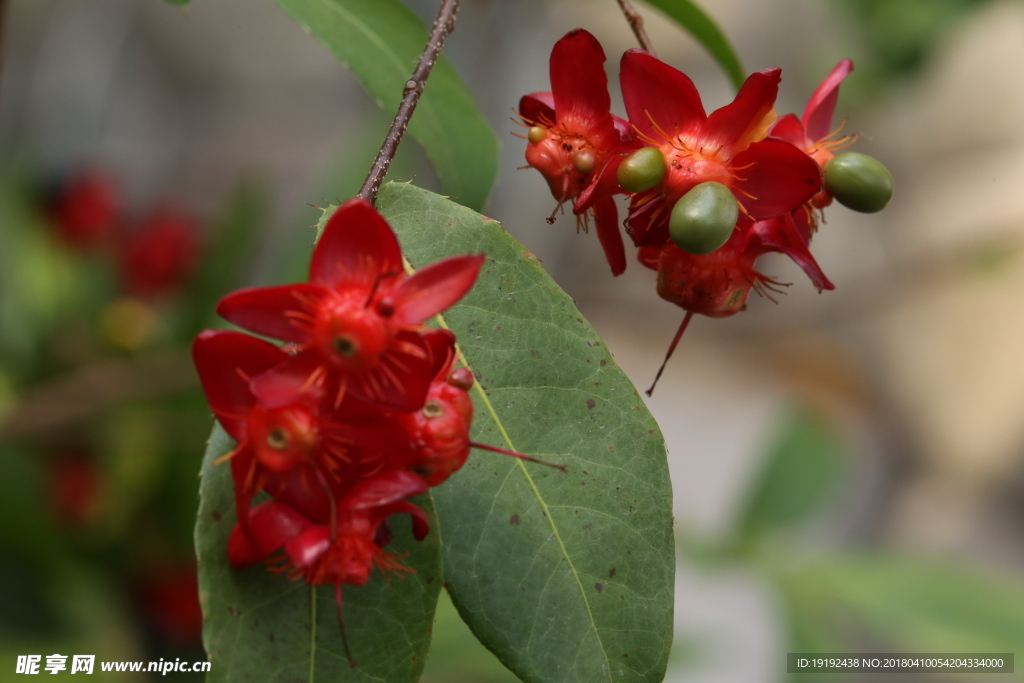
left=619, top=50, right=823, bottom=248
left=519, top=29, right=638, bottom=275
left=216, top=198, right=483, bottom=412
left=226, top=469, right=430, bottom=665
left=641, top=207, right=834, bottom=393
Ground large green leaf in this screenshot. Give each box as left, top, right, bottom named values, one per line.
left=195, top=425, right=444, bottom=682
left=641, top=0, right=745, bottom=90
left=270, top=0, right=498, bottom=211
left=373, top=182, right=675, bottom=683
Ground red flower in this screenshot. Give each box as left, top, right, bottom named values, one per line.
left=519, top=29, right=637, bottom=276
left=192, top=330, right=352, bottom=535
left=217, top=198, right=482, bottom=412
left=641, top=207, right=833, bottom=394
left=770, top=59, right=855, bottom=207
left=619, top=51, right=822, bottom=248
left=119, top=208, right=200, bottom=299
left=45, top=169, right=119, bottom=250
left=226, top=469, right=430, bottom=664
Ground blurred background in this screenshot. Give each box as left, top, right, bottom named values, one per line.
left=1, top=0, right=1023, bottom=681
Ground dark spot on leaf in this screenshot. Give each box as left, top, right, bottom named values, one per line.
left=648, top=430, right=654, bottom=435
left=583, top=524, right=592, bottom=530
left=600, top=359, right=607, bottom=367
left=623, top=653, right=629, bottom=657
left=530, top=349, right=537, bottom=356
left=583, top=471, right=588, bottom=475
left=609, top=445, right=615, bottom=451
left=609, top=567, right=617, bottom=579
left=594, top=382, right=601, bottom=387
left=426, top=577, right=434, bottom=584
left=510, top=514, right=521, bottom=526
left=594, top=583, right=603, bottom=593
left=586, top=359, right=591, bottom=363
left=269, top=632, right=275, bottom=642
left=577, top=318, right=583, bottom=323
left=586, top=399, right=596, bottom=410
left=211, top=510, right=222, bottom=522
left=227, top=606, right=236, bottom=616
left=580, top=481, right=586, bottom=486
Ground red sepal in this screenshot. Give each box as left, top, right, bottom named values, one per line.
left=731, top=140, right=823, bottom=220
left=311, top=198, right=403, bottom=288
left=803, top=59, right=853, bottom=142
left=620, top=50, right=706, bottom=143
left=216, top=283, right=324, bottom=345
left=392, top=254, right=485, bottom=325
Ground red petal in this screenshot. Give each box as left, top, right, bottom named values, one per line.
left=520, top=92, right=555, bottom=126
left=803, top=59, right=853, bottom=143
left=371, top=500, right=430, bottom=541
left=392, top=254, right=484, bottom=325
left=262, top=463, right=333, bottom=523
left=637, top=247, right=661, bottom=270
left=769, top=113, right=809, bottom=149
left=284, top=525, right=331, bottom=573
left=747, top=213, right=834, bottom=292
left=350, top=330, right=435, bottom=411
left=423, top=328, right=457, bottom=381
left=310, top=197, right=403, bottom=288
left=703, top=69, right=780, bottom=155
left=341, top=470, right=429, bottom=512
left=550, top=29, right=614, bottom=134
left=227, top=500, right=313, bottom=569
left=612, top=115, right=636, bottom=145
left=592, top=195, right=626, bottom=276
left=192, top=330, right=285, bottom=438
left=249, top=349, right=326, bottom=408
left=620, top=50, right=705, bottom=144
left=731, top=140, right=822, bottom=220
left=216, top=283, right=323, bottom=344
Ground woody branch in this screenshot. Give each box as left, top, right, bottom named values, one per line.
left=615, top=0, right=657, bottom=55
left=358, top=0, right=460, bottom=202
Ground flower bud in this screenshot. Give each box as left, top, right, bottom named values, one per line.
left=668, top=182, right=738, bottom=255
left=617, top=147, right=666, bottom=194
left=823, top=152, right=893, bottom=213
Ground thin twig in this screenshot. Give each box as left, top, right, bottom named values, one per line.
left=357, top=0, right=460, bottom=202
left=615, top=0, right=657, bottom=56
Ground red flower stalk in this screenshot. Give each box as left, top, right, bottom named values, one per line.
left=119, top=208, right=200, bottom=299
left=770, top=59, right=855, bottom=208
left=519, top=29, right=638, bottom=276
left=227, top=469, right=430, bottom=666
left=217, top=198, right=483, bottom=412
left=619, top=50, right=822, bottom=248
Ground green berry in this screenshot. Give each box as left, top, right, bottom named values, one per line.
left=617, top=147, right=667, bottom=194
left=669, top=182, right=738, bottom=255
left=824, top=152, right=894, bottom=213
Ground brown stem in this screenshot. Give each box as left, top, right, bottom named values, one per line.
left=615, top=0, right=657, bottom=56
left=357, top=0, right=460, bottom=202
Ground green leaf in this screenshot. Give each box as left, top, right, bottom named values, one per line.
left=269, top=0, right=499, bottom=211
left=805, top=555, right=1024, bottom=655
left=374, top=182, right=675, bottom=683
left=640, top=0, right=745, bottom=91
left=735, top=408, right=844, bottom=543
left=195, top=425, right=444, bottom=682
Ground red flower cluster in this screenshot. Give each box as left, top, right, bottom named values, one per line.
left=43, top=169, right=200, bottom=300
left=193, top=198, right=561, bottom=663
left=520, top=31, right=891, bottom=392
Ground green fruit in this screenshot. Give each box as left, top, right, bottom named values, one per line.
left=824, top=151, right=894, bottom=213
left=617, top=147, right=667, bottom=194
left=669, top=182, right=738, bottom=255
